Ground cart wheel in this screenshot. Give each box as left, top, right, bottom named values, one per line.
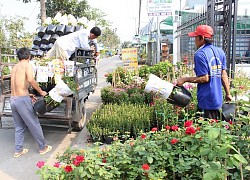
left=73, top=99, right=87, bottom=131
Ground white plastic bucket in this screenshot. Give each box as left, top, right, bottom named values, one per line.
left=144, top=74, right=174, bottom=99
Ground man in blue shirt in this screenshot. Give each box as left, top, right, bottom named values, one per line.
left=177, top=25, right=232, bottom=120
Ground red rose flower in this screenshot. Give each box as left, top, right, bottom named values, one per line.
left=102, top=158, right=107, bottom=163
left=53, top=162, right=60, bottom=168
left=165, top=125, right=171, bottom=130
left=228, top=120, right=233, bottom=125
left=185, top=126, right=196, bottom=135
left=73, top=160, right=80, bottom=166
left=149, top=102, right=155, bottom=106
left=75, top=155, right=84, bottom=163
left=142, top=163, right=150, bottom=171
left=64, top=165, right=73, bottom=173
left=171, top=125, right=179, bottom=131
left=151, top=127, right=158, bottom=132
left=184, top=120, right=193, bottom=127
left=211, top=119, right=219, bottom=123
left=141, top=134, right=146, bottom=139
left=170, top=138, right=178, bottom=144
left=196, top=127, right=200, bottom=131
left=36, top=161, right=45, bottom=168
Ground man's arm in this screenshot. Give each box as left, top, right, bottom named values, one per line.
left=177, top=74, right=209, bottom=86
left=26, top=63, right=47, bottom=97
left=221, top=69, right=232, bottom=101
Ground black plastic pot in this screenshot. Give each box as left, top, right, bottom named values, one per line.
left=34, top=96, right=60, bottom=115
left=31, top=44, right=39, bottom=50
left=167, top=86, right=192, bottom=107
left=36, top=50, right=44, bottom=57
left=33, top=35, right=41, bottom=46
left=55, top=24, right=65, bottom=36
left=41, top=34, right=51, bottom=45
left=40, top=44, right=48, bottom=51
left=37, top=26, right=47, bottom=37
left=75, top=25, right=83, bottom=31
left=65, top=25, right=75, bottom=35
left=222, top=103, right=236, bottom=121
left=46, top=24, right=57, bottom=34
left=104, top=136, right=113, bottom=144
left=47, top=43, right=54, bottom=51
left=49, top=34, right=59, bottom=43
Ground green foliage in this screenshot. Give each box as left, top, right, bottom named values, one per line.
left=98, top=27, right=120, bottom=50
left=37, top=120, right=249, bottom=179
left=0, top=16, right=33, bottom=48
left=87, top=103, right=154, bottom=140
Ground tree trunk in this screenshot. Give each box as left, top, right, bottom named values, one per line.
left=40, top=0, right=46, bottom=24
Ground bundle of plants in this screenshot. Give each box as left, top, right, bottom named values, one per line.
left=101, top=85, right=153, bottom=105
left=36, top=120, right=249, bottom=180
left=34, top=79, right=75, bottom=115
left=87, top=103, right=154, bottom=143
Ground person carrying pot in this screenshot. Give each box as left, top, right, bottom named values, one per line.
left=45, top=26, right=101, bottom=60
left=10, top=47, right=52, bottom=158
left=176, top=25, right=232, bottom=120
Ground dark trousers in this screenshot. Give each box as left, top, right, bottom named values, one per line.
left=197, top=108, right=222, bottom=120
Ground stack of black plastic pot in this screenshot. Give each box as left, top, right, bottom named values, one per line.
left=30, top=24, right=83, bottom=58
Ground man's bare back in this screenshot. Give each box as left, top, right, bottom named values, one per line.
left=11, top=60, right=32, bottom=96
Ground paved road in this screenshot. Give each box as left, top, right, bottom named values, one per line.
left=0, top=55, right=122, bottom=180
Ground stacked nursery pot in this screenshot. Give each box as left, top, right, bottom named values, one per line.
left=30, top=24, right=83, bottom=58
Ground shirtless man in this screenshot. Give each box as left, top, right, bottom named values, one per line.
left=10, top=47, right=52, bottom=158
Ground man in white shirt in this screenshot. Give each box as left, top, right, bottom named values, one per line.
left=45, top=26, right=101, bottom=60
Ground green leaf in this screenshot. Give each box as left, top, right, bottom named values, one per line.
left=208, top=151, right=217, bottom=161
left=200, top=148, right=210, bottom=156
left=233, top=154, right=248, bottom=164
left=203, top=172, right=215, bottom=180
left=245, top=166, right=250, bottom=171
left=209, top=161, right=221, bottom=170
left=208, top=128, right=220, bottom=141
left=147, top=156, right=153, bottom=163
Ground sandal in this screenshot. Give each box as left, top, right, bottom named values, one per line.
left=39, top=145, right=52, bottom=155
left=14, top=149, right=29, bottom=158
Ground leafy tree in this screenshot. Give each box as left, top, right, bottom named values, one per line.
left=98, top=27, right=120, bottom=50
left=121, top=41, right=133, bottom=48
left=20, top=0, right=110, bottom=27
left=0, top=16, right=33, bottom=48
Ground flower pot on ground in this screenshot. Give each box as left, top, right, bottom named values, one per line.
left=104, top=136, right=113, bottom=144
